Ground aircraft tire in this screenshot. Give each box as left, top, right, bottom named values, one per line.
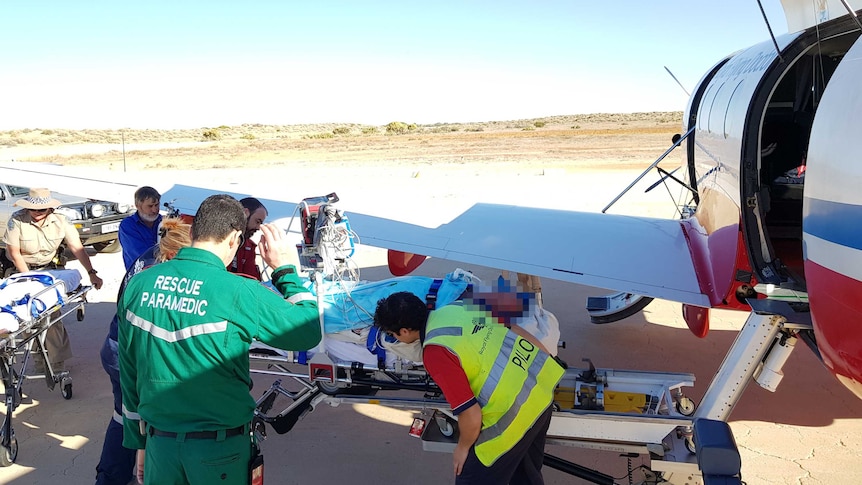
left=589, top=296, right=654, bottom=324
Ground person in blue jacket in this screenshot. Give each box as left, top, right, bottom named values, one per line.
left=118, top=186, right=162, bottom=271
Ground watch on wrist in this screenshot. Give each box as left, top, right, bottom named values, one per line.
left=88, top=269, right=98, bottom=275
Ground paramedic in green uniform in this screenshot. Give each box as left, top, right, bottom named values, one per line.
left=374, top=291, right=564, bottom=485
left=119, top=194, right=321, bottom=485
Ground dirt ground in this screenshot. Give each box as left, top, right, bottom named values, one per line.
left=0, top=111, right=684, bottom=173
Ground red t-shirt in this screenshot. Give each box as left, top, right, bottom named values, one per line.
left=230, top=239, right=262, bottom=280
left=423, top=344, right=477, bottom=415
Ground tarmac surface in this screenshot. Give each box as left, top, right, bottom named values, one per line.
left=1, top=168, right=861, bottom=484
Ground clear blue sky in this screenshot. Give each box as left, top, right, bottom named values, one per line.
left=0, top=1, right=788, bottom=130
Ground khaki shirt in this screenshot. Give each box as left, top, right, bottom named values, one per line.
left=3, top=210, right=74, bottom=268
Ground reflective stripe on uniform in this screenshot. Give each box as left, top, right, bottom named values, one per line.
left=113, top=410, right=123, bottom=425
left=476, top=331, right=518, bottom=407
left=125, top=310, right=227, bottom=343
left=476, top=350, right=550, bottom=445
left=287, top=292, right=316, bottom=304
left=425, top=326, right=462, bottom=341
left=123, top=405, right=141, bottom=421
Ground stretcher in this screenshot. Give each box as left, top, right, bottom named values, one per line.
left=249, top=194, right=704, bottom=484
left=249, top=301, right=700, bottom=485
left=0, top=269, right=91, bottom=466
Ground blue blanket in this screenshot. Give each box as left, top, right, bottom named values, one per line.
left=268, top=270, right=471, bottom=334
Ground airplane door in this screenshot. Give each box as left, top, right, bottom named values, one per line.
left=743, top=25, right=861, bottom=291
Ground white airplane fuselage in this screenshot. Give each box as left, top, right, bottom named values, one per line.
left=682, top=10, right=862, bottom=397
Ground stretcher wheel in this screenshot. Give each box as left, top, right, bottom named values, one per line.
left=436, top=416, right=455, bottom=438
left=317, top=381, right=341, bottom=395
left=61, top=382, right=72, bottom=400
left=675, top=397, right=696, bottom=416
left=0, top=431, right=17, bottom=467
left=685, top=436, right=697, bottom=454
left=77, top=307, right=85, bottom=322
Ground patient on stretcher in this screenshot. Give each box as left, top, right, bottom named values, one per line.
left=250, top=269, right=560, bottom=368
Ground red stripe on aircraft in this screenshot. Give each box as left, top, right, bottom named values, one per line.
left=805, top=259, right=862, bottom=399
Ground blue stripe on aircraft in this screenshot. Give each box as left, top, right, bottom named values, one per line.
left=804, top=197, right=862, bottom=251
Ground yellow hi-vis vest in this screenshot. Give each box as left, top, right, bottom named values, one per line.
left=424, top=305, right=564, bottom=466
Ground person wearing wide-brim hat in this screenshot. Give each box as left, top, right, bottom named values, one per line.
left=12, top=187, right=63, bottom=210
left=2, top=187, right=103, bottom=375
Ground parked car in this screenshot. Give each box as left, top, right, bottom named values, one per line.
left=0, top=183, right=135, bottom=266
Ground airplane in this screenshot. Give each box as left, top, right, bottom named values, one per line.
left=1, top=1, right=861, bottom=482
left=294, top=0, right=862, bottom=404
left=349, top=0, right=862, bottom=403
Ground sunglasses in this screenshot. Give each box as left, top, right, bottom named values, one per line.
left=28, top=208, right=49, bottom=214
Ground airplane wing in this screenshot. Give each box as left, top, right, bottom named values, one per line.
left=0, top=163, right=141, bottom=206
left=346, top=204, right=710, bottom=307
left=0, top=162, right=304, bottom=222
left=0, top=162, right=710, bottom=307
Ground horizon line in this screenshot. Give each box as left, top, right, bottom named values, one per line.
left=0, top=110, right=685, bottom=133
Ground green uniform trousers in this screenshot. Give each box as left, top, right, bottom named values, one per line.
left=144, top=429, right=251, bottom=485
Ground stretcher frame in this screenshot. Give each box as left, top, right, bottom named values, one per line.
left=249, top=349, right=697, bottom=430
left=250, top=348, right=447, bottom=437
left=0, top=282, right=90, bottom=466
left=248, top=345, right=701, bottom=485
left=251, top=306, right=809, bottom=485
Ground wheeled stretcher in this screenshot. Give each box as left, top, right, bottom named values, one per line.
left=249, top=318, right=698, bottom=483
left=247, top=265, right=697, bottom=446
left=250, top=314, right=696, bottom=429
left=250, top=193, right=706, bottom=484
left=0, top=269, right=91, bottom=466
left=250, top=310, right=700, bottom=485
